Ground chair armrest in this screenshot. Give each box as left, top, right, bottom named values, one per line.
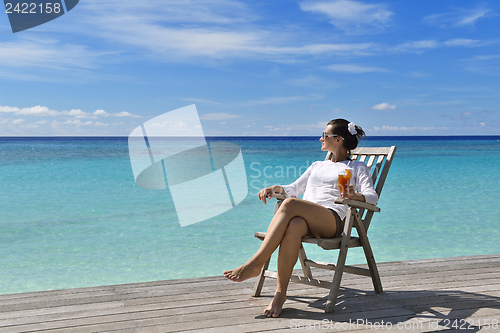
left=334, top=198, right=380, bottom=212
left=271, top=192, right=287, bottom=201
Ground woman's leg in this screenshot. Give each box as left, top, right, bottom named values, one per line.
left=223, top=198, right=337, bottom=282
left=264, top=203, right=338, bottom=317
left=264, top=216, right=308, bottom=317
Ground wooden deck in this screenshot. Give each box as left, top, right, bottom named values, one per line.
left=1, top=254, right=499, bottom=332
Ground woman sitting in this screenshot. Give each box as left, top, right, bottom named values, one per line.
left=223, top=119, right=378, bottom=318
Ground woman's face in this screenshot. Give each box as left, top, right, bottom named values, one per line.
left=320, top=125, right=339, bottom=151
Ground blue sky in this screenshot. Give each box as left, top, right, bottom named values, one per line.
left=1, top=0, right=499, bottom=136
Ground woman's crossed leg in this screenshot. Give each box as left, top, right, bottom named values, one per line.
left=223, top=197, right=338, bottom=317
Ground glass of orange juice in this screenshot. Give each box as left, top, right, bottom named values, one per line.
left=338, top=168, right=352, bottom=196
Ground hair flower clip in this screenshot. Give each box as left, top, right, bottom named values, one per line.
left=348, top=122, right=357, bottom=135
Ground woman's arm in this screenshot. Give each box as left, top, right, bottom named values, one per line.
left=343, top=162, right=378, bottom=204
left=280, top=161, right=318, bottom=199
left=258, top=185, right=285, bottom=204
left=258, top=161, right=319, bottom=204
left=356, top=163, right=378, bottom=204
left=343, top=186, right=366, bottom=201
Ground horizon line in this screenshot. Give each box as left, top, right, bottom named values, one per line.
left=1, top=135, right=500, bottom=138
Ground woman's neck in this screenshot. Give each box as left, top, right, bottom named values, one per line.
left=330, top=150, right=349, bottom=162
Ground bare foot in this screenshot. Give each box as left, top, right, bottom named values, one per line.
left=264, top=292, right=287, bottom=318
left=223, top=262, right=261, bottom=282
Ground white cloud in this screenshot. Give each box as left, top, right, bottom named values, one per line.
left=94, top=109, right=110, bottom=116
left=12, top=119, right=25, bottom=124
left=456, top=9, right=490, bottom=26
left=114, top=111, right=141, bottom=118
left=13, top=105, right=60, bottom=116
left=63, top=119, right=93, bottom=126
left=391, top=38, right=494, bottom=54
left=327, top=63, right=388, bottom=73
left=0, top=106, right=20, bottom=113
left=200, top=113, right=242, bottom=120
left=0, top=105, right=141, bottom=118
left=262, top=121, right=327, bottom=134
left=392, top=40, right=439, bottom=53
left=61, top=109, right=97, bottom=118
left=66, top=109, right=86, bottom=116
left=300, top=0, right=392, bottom=34
left=372, top=103, right=396, bottom=111
left=270, top=43, right=377, bottom=56
left=444, top=39, right=479, bottom=47
left=51, top=119, right=109, bottom=127
left=0, top=37, right=102, bottom=70
left=423, top=7, right=492, bottom=28
left=372, top=125, right=444, bottom=132
left=93, top=109, right=140, bottom=117
left=373, top=125, right=404, bottom=131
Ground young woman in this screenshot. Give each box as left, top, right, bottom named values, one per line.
left=223, top=119, right=378, bottom=318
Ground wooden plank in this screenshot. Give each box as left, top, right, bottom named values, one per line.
left=304, top=259, right=370, bottom=276
left=352, top=147, right=394, bottom=155
left=365, top=155, right=376, bottom=169
left=371, top=155, right=385, bottom=183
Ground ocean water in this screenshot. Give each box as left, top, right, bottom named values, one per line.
left=1, top=136, right=499, bottom=295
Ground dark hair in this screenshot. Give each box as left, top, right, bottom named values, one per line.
left=327, top=118, right=365, bottom=151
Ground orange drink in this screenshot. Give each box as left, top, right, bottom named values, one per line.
left=338, top=169, right=352, bottom=194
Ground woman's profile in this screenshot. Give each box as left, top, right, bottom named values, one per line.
left=223, top=119, right=378, bottom=318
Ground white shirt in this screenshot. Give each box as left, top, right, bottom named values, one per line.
left=281, top=160, right=378, bottom=220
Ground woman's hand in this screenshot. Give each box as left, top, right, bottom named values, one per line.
left=258, top=185, right=284, bottom=204
left=341, top=186, right=366, bottom=202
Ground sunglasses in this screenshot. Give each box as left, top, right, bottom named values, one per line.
left=321, top=132, right=343, bottom=140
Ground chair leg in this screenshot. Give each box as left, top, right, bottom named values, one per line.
left=298, top=243, right=313, bottom=279
left=252, top=256, right=270, bottom=297
left=324, top=208, right=355, bottom=313
left=354, top=215, right=383, bottom=294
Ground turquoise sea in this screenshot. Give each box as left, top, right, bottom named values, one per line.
left=1, top=136, right=499, bottom=295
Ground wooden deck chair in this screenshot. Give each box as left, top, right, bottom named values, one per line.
left=252, top=146, right=397, bottom=313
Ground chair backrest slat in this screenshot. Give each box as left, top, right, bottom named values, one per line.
left=373, top=147, right=396, bottom=198
left=371, top=155, right=385, bottom=189
left=366, top=155, right=376, bottom=170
